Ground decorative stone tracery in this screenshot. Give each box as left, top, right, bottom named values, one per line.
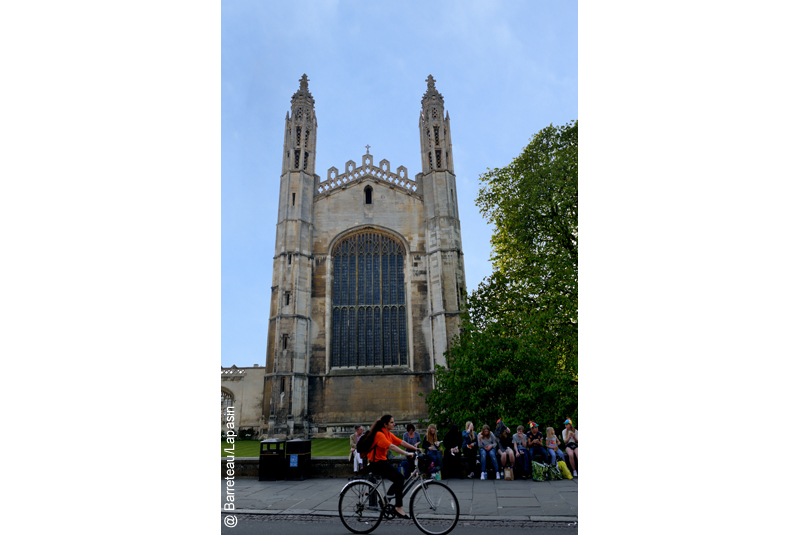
left=318, top=154, right=417, bottom=196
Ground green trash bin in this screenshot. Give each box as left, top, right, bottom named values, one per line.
left=259, top=439, right=286, bottom=481
left=285, top=439, right=311, bottom=480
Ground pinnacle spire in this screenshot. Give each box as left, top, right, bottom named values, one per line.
left=291, top=73, right=315, bottom=107
left=421, top=74, right=443, bottom=106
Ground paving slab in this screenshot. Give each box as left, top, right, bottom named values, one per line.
left=498, top=497, right=541, bottom=507
left=497, top=507, right=544, bottom=516
left=223, top=477, right=577, bottom=521
left=540, top=504, right=575, bottom=515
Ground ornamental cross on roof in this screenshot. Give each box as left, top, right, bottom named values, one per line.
left=365, top=144, right=370, bottom=154
left=299, top=74, right=309, bottom=92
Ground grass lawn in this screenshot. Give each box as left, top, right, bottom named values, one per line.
left=221, top=438, right=350, bottom=458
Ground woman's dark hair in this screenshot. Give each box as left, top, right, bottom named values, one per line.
left=368, top=414, right=393, bottom=437
left=406, top=423, right=415, bottom=432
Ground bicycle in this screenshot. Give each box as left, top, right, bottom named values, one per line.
left=338, top=451, right=460, bottom=535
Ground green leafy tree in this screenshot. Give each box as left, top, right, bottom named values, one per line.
left=425, top=121, right=578, bottom=432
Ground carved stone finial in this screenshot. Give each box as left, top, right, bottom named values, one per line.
left=421, top=74, right=443, bottom=106
left=291, top=74, right=315, bottom=107
left=365, top=144, right=370, bottom=154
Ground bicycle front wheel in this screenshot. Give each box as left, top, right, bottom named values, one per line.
left=409, top=481, right=459, bottom=535
left=338, top=481, right=384, bottom=534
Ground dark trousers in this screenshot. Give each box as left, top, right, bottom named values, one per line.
left=516, top=447, right=531, bottom=473
left=442, top=450, right=462, bottom=479
left=529, top=446, right=548, bottom=463
left=370, top=460, right=405, bottom=507
left=464, top=445, right=478, bottom=474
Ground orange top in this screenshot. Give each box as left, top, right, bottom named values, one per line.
left=367, top=428, right=403, bottom=462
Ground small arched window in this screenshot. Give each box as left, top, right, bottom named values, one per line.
left=365, top=186, right=373, bottom=205
left=221, top=390, right=233, bottom=420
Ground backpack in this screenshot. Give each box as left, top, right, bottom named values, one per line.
left=356, top=431, right=377, bottom=460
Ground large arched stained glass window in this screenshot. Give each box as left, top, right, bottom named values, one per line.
left=331, top=231, right=408, bottom=368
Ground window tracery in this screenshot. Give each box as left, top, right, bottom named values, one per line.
left=221, top=390, right=233, bottom=420
left=331, top=231, right=407, bottom=368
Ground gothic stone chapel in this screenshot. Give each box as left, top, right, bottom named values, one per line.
left=224, top=75, right=466, bottom=439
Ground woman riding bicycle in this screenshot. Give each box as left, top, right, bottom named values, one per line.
left=365, top=414, right=421, bottom=519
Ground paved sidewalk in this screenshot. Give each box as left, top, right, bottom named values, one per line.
left=223, top=477, right=577, bottom=522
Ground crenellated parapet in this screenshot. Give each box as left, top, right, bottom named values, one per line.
left=316, top=152, right=420, bottom=198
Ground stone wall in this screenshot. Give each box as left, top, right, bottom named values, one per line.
left=222, top=456, right=404, bottom=479
left=221, top=366, right=267, bottom=432
left=305, top=373, right=432, bottom=436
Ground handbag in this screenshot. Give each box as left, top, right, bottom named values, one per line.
left=503, top=467, right=514, bottom=481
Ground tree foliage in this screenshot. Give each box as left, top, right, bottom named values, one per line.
left=425, top=121, right=578, bottom=432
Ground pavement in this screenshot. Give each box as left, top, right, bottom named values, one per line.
left=222, top=475, right=578, bottom=523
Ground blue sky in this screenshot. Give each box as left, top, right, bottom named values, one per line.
left=222, top=1, right=577, bottom=368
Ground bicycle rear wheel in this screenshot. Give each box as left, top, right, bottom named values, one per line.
left=409, top=480, right=459, bottom=535
left=338, top=481, right=384, bottom=534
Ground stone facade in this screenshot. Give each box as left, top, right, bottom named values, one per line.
left=220, top=365, right=267, bottom=433
left=224, top=75, right=465, bottom=439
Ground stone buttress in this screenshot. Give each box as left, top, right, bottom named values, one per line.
left=264, top=74, right=318, bottom=438
left=418, top=75, right=466, bottom=369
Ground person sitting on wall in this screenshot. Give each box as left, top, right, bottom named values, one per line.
left=477, top=424, right=501, bottom=480
left=526, top=421, right=548, bottom=464
left=512, top=425, right=531, bottom=478
left=462, top=421, right=479, bottom=479
left=562, top=418, right=578, bottom=477
left=497, top=427, right=515, bottom=474
left=349, top=424, right=365, bottom=472
left=545, top=426, right=566, bottom=466
left=421, top=424, right=443, bottom=474
left=402, top=423, right=421, bottom=452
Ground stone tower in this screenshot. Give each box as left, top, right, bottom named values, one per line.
left=264, top=74, right=317, bottom=438
left=419, top=75, right=465, bottom=367
left=259, top=75, right=465, bottom=439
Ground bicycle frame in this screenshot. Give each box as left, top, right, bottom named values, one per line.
left=339, top=451, right=460, bottom=535
left=340, top=451, right=440, bottom=515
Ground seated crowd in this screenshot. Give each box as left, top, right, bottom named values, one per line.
left=462, top=418, right=578, bottom=480
left=415, top=418, right=577, bottom=480
left=351, top=418, right=578, bottom=481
